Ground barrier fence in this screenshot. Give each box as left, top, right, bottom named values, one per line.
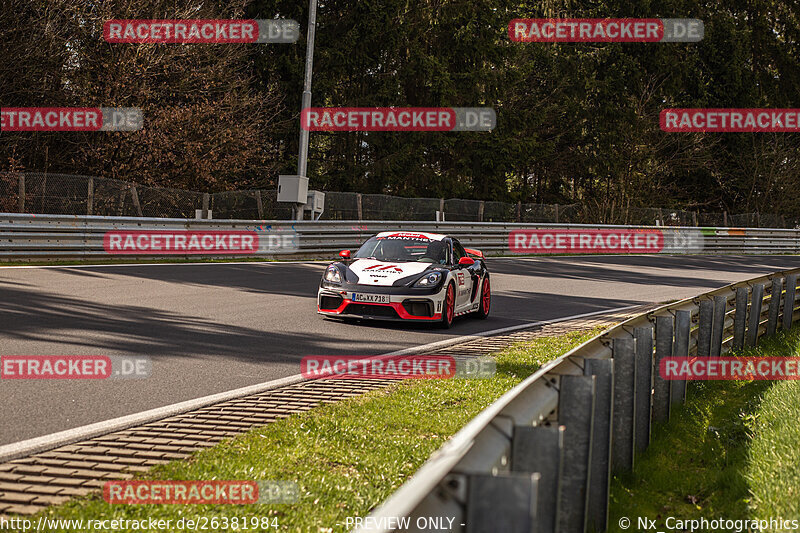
left=355, top=268, right=800, bottom=533
left=0, top=214, right=799, bottom=261
left=0, top=172, right=792, bottom=227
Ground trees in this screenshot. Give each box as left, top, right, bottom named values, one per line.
left=2, top=0, right=799, bottom=220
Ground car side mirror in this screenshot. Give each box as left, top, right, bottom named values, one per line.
left=458, top=256, right=475, bottom=266
left=339, top=250, right=351, bottom=260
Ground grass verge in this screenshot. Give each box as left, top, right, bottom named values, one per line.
left=17, top=328, right=603, bottom=533
left=608, top=327, right=800, bottom=531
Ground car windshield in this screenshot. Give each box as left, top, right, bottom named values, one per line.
left=354, top=236, right=448, bottom=264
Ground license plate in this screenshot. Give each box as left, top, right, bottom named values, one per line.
left=352, top=293, right=390, bottom=304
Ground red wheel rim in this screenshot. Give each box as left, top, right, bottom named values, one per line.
left=446, top=285, right=455, bottom=322
left=481, top=278, right=491, bottom=313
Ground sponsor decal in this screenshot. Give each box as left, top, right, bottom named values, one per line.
left=660, top=357, right=800, bottom=380
left=509, top=229, right=663, bottom=254
left=509, top=18, right=703, bottom=43
left=364, top=264, right=403, bottom=272
left=457, top=272, right=466, bottom=286
left=103, top=480, right=298, bottom=504
left=301, top=107, right=495, bottom=132
left=380, top=232, right=433, bottom=240
left=1, top=107, right=142, bottom=131
left=1, top=356, right=151, bottom=379
left=661, top=108, right=800, bottom=132
left=103, top=19, right=299, bottom=44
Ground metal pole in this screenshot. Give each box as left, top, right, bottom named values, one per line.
left=296, top=0, right=318, bottom=220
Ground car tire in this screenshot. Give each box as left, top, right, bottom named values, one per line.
left=475, top=276, right=490, bottom=319
left=439, top=282, right=456, bottom=329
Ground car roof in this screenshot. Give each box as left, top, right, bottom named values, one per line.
left=374, top=231, right=447, bottom=241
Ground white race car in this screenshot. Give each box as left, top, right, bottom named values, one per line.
left=317, top=231, right=491, bottom=328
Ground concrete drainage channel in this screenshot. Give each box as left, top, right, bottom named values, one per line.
left=0, top=305, right=654, bottom=518
left=356, top=269, right=800, bottom=533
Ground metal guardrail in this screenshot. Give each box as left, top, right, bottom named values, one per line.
left=355, top=269, right=800, bottom=533
left=0, top=213, right=799, bottom=260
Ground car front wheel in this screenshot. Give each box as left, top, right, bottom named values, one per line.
left=439, top=282, right=456, bottom=328
left=475, top=276, right=490, bottom=319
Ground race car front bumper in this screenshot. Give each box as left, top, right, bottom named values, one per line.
left=317, top=285, right=446, bottom=321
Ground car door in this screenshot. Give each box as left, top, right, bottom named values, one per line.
left=451, top=239, right=475, bottom=311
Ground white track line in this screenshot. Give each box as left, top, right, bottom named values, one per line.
left=0, top=304, right=640, bottom=463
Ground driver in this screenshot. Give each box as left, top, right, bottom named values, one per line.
left=423, top=241, right=447, bottom=264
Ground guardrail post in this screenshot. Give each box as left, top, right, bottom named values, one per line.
left=202, top=193, right=210, bottom=220
left=87, top=177, right=94, bottom=215
left=634, top=326, right=653, bottom=453
left=783, top=274, right=797, bottom=330
left=467, top=473, right=539, bottom=533
left=697, top=300, right=713, bottom=357
left=556, top=375, right=595, bottom=533
left=611, top=338, right=635, bottom=473
left=653, top=316, right=673, bottom=423
left=767, top=278, right=783, bottom=336
left=130, top=185, right=143, bottom=217
left=711, top=296, right=727, bottom=357
left=255, top=190, right=264, bottom=219
left=512, top=426, right=564, bottom=533
left=478, top=201, right=485, bottom=222
left=747, top=284, right=764, bottom=346
left=356, top=193, right=363, bottom=220
left=733, top=287, right=748, bottom=349
left=18, top=175, right=25, bottom=213
left=584, top=359, right=613, bottom=532
left=672, top=310, right=690, bottom=403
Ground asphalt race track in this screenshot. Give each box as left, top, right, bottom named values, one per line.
left=2, top=254, right=800, bottom=446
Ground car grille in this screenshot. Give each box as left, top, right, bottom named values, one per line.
left=344, top=303, right=399, bottom=318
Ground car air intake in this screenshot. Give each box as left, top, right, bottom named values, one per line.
left=402, top=300, right=434, bottom=317
left=319, top=295, right=343, bottom=310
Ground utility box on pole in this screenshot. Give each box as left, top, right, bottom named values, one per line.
left=278, top=175, right=309, bottom=204
left=304, top=190, right=325, bottom=220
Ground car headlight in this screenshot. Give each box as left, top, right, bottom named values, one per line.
left=414, top=271, right=442, bottom=287
left=324, top=266, right=342, bottom=283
